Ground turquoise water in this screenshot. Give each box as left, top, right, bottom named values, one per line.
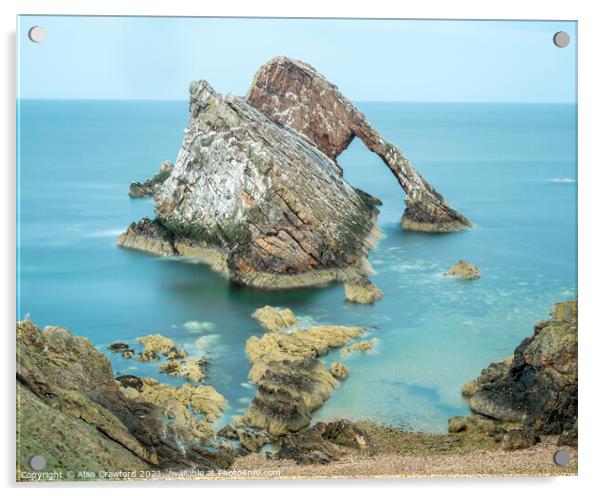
left=17, top=100, right=577, bottom=433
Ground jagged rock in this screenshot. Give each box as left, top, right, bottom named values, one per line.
left=500, top=429, right=540, bottom=451
left=466, top=299, right=577, bottom=441
left=340, top=337, right=378, bottom=356
left=241, top=325, right=364, bottom=435
left=16, top=321, right=234, bottom=472
left=444, top=260, right=481, bottom=280
left=251, top=305, right=298, bottom=331
left=329, top=361, right=349, bottom=379
left=159, top=357, right=207, bottom=382
left=115, top=374, right=144, bottom=391
left=129, top=160, right=173, bottom=198
left=119, top=77, right=380, bottom=290
left=275, top=419, right=372, bottom=465
left=134, top=377, right=227, bottom=424
left=137, top=333, right=187, bottom=361
left=247, top=56, right=471, bottom=232
left=108, top=342, right=135, bottom=359
left=447, top=414, right=499, bottom=434
left=217, top=425, right=275, bottom=453
left=344, top=277, right=383, bottom=304
left=461, top=357, right=513, bottom=397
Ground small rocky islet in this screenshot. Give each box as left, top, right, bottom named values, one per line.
left=16, top=57, right=576, bottom=478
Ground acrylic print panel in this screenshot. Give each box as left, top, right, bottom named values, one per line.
left=16, top=16, right=577, bottom=481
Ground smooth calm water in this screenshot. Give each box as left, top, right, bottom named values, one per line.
left=17, top=100, right=577, bottom=433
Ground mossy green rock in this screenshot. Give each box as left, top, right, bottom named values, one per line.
left=466, top=298, right=577, bottom=441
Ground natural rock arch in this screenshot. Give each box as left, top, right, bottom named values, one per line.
left=247, top=57, right=472, bottom=232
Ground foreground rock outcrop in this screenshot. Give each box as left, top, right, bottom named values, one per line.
left=275, top=419, right=372, bottom=464
left=16, top=321, right=234, bottom=474
left=240, top=322, right=365, bottom=435
left=247, top=57, right=471, bottom=232
left=459, top=298, right=577, bottom=447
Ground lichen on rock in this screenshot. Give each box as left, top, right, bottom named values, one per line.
left=455, top=298, right=577, bottom=447
left=344, top=277, right=383, bottom=304
left=16, top=321, right=234, bottom=474
left=444, top=260, right=481, bottom=280
left=137, top=333, right=187, bottom=361
left=240, top=325, right=364, bottom=435
left=329, top=361, right=349, bottom=379
left=159, top=357, right=207, bottom=382
left=340, top=337, right=379, bottom=356
left=251, top=305, right=298, bottom=331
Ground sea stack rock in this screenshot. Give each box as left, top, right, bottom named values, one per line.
left=246, top=57, right=471, bottom=232
left=119, top=79, right=379, bottom=289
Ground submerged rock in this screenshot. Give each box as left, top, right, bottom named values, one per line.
left=129, top=160, right=174, bottom=198
left=247, top=56, right=471, bottom=232
left=251, top=305, right=298, bottom=331
left=340, top=337, right=378, bottom=356
left=241, top=325, right=364, bottom=435
left=461, top=299, right=577, bottom=443
left=444, top=260, right=481, bottom=280
left=108, top=341, right=135, bottom=359
left=16, top=321, right=234, bottom=473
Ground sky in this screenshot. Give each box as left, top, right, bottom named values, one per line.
left=17, top=16, right=577, bottom=102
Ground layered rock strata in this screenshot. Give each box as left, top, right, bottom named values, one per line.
left=16, top=321, right=234, bottom=473
left=275, top=419, right=372, bottom=464
left=458, top=299, right=577, bottom=446
left=246, top=57, right=471, bottom=232
left=118, top=79, right=379, bottom=289
left=240, top=323, right=364, bottom=435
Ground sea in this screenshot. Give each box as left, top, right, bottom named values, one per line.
left=16, top=100, right=577, bottom=433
